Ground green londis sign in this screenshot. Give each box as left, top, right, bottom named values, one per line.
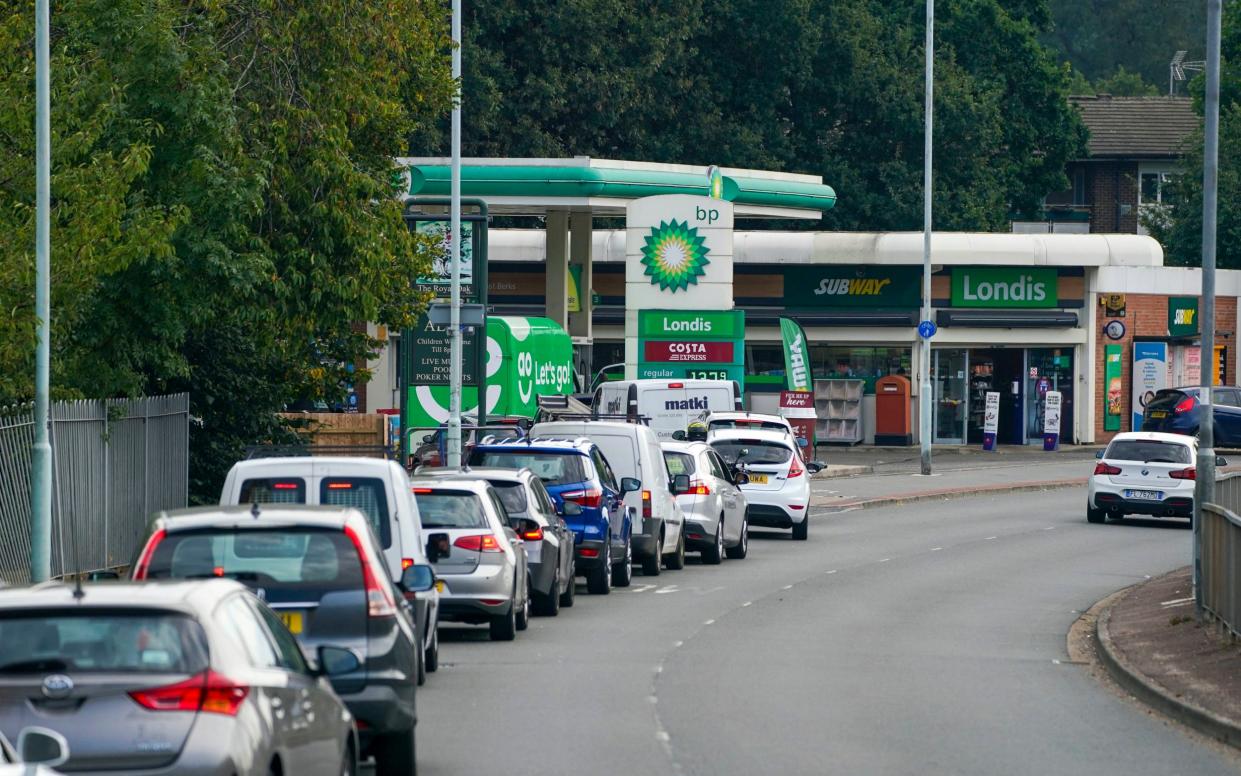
left=637, top=309, right=744, bottom=340
left=950, top=268, right=1057, bottom=308
left=637, top=309, right=745, bottom=389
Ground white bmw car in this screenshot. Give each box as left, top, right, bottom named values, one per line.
left=709, top=428, right=813, bottom=540
left=1087, top=431, right=1212, bottom=524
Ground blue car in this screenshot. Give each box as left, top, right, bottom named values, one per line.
left=1141, top=386, right=1241, bottom=446
left=470, top=438, right=639, bottom=594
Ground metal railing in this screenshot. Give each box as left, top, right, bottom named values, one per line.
left=1202, top=471, right=1241, bottom=639
left=0, top=394, right=189, bottom=585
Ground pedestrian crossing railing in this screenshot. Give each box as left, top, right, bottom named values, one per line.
left=0, top=394, right=189, bottom=585
left=1202, top=472, right=1241, bottom=640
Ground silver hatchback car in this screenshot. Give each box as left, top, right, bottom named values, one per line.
left=662, top=441, right=750, bottom=563
left=0, top=580, right=358, bottom=776
left=410, top=477, right=531, bottom=641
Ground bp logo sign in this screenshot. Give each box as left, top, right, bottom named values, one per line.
left=641, top=220, right=710, bottom=292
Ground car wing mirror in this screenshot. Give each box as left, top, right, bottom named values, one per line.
left=1095, top=449, right=1104, bottom=459
left=17, top=727, right=69, bottom=768
left=315, top=645, right=362, bottom=678
left=425, top=532, right=451, bottom=562
left=734, top=470, right=750, bottom=485
left=806, top=461, right=825, bottom=474
left=400, top=563, right=436, bottom=594
left=559, top=500, right=583, bottom=517
left=1217, top=455, right=1229, bottom=467
left=671, top=430, right=686, bottom=441
left=671, top=473, right=691, bottom=495
left=620, top=476, right=641, bottom=494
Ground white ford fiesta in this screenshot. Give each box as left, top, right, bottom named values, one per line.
left=1086, top=431, right=1222, bottom=524
left=708, top=428, right=812, bottom=540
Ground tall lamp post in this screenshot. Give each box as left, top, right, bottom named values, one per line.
left=1194, top=0, right=1221, bottom=616
left=919, top=0, right=935, bottom=476
left=446, top=0, right=464, bottom=467
left=30, top=0, right=52, bottom=582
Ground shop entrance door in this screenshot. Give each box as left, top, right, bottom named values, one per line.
left=1026, top=348, right=1073, bottom=444
left=966, top=349, right=1025, bottom=444
left=933, top=349, right=967, bottom=443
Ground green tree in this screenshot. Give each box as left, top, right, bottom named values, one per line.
left=1094, top=66, right=1160, bottom=97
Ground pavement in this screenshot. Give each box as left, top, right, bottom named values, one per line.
left=411, top=481, right=1241, bottom=775
left=1095, top=566, right=1241, bottom=750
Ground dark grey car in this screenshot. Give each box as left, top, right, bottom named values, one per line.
left=0, top=579, right=358, bottom=775
left=421, top=467, right=577, bottom=615
left=133, top=505, right=434, bottom=776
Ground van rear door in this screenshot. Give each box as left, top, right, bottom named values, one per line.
left=638, top=386, right=690, bottom=439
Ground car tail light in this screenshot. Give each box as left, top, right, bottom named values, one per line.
left=787, top=458, right=804, bottom=478
left=454, top=534, right=503, bottom=553
left=1170, top=467, right=1196, bottom=480
left=1174, top=396, right=1196, bottom=414
left=326, top=481, right=352, bottom=490
left=344, top=524, right=399, bottom=618
left=789, top=504, right=805, bottom=510
left=413, top=488, right=433, bottom=494
left=1094, top=462, right=1122, bottom=476
left=520, top=526, right=544, bottom=541
left=689, top=481, right=711, bottom=496
left=579, top=547, right=599, bottom=558
left=272, top=482, right=299, bottom=490
left=131, top=528, right=167, bottom=579
left=642, top=490, right=652, bottom=519
left=669, top=382, right=684, bottom=389
left=401, top=558, right=414, bottom=570
left=129, top=670, right=248, bottom=716
left=561, top=489, right=602, bottom=508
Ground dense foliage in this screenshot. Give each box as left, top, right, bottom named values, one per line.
left=417, top=0, right=1086, bottom=231
left=0, top=0, right=453, bottom=498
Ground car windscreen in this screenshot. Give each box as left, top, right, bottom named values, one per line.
left=711, top=440, right=792, bottom=466
left=1105, top=440, right=1192, bottom=464
left=143, top=529, right=365, bottom=605
left=413, top=490, right=489, bottom=528
left=488, top=481, right=528, bottom=515
left=471, top=450, right=586, bottom=486
left=709, top=420, right=787, bottom=432
left=319, top=477, right=391, bottom=548
left=663, top=452, right=696, bottom=477
left=0, top=610, right=209, bottom=675
left=240, top=477, right=307, bottom=505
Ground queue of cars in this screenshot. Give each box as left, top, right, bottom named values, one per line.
left=0, top=402, right=820, bottom=775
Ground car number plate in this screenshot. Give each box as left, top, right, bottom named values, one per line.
left=435, top=580, right=445, bottom=593
left=278, top=611, right=304, bottom=634
left=748, top=473, right=769, bottom=485
left=1148, top=410, right=1169, bottom=419
left=1125, top=489, right=1163, bottom=501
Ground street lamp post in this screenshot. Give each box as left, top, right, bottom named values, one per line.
left=446, top=0, right=463, bottom=468
left=919, top=0, right=934, bottom=476
left=30, top=0, right=52, bottom=582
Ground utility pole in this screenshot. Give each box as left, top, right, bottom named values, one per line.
left=1194, top=0, right=1221, bottom=617
left=30, top=0, right=52, bottom=582
left=446, top=0, right=463, bottom=468
left=919, top=0, right=935, bottom=476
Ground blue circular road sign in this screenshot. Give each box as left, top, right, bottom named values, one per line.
left=917, top=320, right=937, bottom=339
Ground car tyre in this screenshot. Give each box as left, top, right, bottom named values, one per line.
left=515, top=583, right=530, bottom=631
left=725, top=519, right=749, bottom=560
left=612, top=539, right=633, bottom=587
left=424, top=627, right=438, bottom=673
left=1087, top=505, right=1106, bottom=524
left=665, top=527, right=686, bottom=570
left=534, top=570, right=562, bottom=616
left=587, top=541, right=612, bottom=595
left=341, top=740, right=358, bottom=776
left=415, top=632, right=426, bottom=686
left=560, top=562, right=577, bottom=607
left=792, top=515, right=809, bottom=541
left=372, top=727, right=416, bottom=776
left=702, top=519, right=724, bottom=565
left=489, top=603, right=517, bottom=641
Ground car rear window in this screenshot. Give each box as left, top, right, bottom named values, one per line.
left=488, top=481, right=528, bottom=515
left=709, top=420, right=787, bottom=432
left=471, top=450, right=586, bottom=486
left=1105, top=440, right=1192, bottom=464
left=664, top=452, right=696, bottom=476
left=143, top=529, right=365, bottom=604
left=319, top=477, right=391, bottom=548
left=413, top=490, right=489, bottom=529
left=0, top=610, right=208, bottom=674
left=711, top=440, right=792, bottom=466
left=240, top=477, right=306, bottom=505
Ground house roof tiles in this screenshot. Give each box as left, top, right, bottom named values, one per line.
left=1070, top=95, right=1199, bottom=158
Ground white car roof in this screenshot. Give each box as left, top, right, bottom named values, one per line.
left=660, top=440, right=712, bottom=455
left=706, top=427, right=795, bottom=445
left=705, top=411, right=790, bottom=425
left=229, top=456, right=399, bottom=473
left=1106, top=431, right=1195, bottom=447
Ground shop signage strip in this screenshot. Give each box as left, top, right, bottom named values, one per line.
left=950, top=268, right=1058, bottom=308
left=784, top=266, right=921, bottom=309
left=642, top=340, right=737, bottom=363
left=638, top=309, right=744, bottom=340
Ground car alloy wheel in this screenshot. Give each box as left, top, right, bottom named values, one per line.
left=726, top=519, right=748, bottom=560
left=613, top=540, right=633, bottom=587
left=516, top=582, right=531, bottom=631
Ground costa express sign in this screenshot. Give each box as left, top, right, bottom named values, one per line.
left=643, top=341, right=735, bottom=363
left=784, top=266, right=920, bottom=309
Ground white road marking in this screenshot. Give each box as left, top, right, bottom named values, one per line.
left=931, top=547, right=943, bottom=551
left=985, top=536, right=997, bottom=540
left=1044, top=526, right=1056, bottom=530
left=703, top=619, right=715, bottom=626
left=825, top=569, right=838, bottom=574
left=1052, top=659, right=1061, bottom=665
left=654, top=585, right=679, bottom=595
left=673, top=641, right=683, bottom=648
left=878, top=558, right=891, bottom=563
left=630, top=584, right=657, bottom=594
left=656, top=731, right=670, bottom=743
left=782, top=584, right=793, bottom=590
left=1160, top=596, right=1194, bottom=607
left=742, top=601, right=753, bottom=607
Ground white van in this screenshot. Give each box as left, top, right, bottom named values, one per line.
left=220, top=456, right=441, bottom=679
left=593, top=379, right=743, bottom=440
left=531, top=420, right=689, bottom=576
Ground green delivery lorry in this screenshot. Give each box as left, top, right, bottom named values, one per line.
left=404, top=316, right=575, bottom=434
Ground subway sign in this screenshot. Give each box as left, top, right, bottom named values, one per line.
left=950, top=267, right=1058, bottom=308
left=784, top=266, right=920, bottom=309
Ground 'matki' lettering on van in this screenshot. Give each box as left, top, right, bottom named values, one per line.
left=664, top=396, right=711, bottom=411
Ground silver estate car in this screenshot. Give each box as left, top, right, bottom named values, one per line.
left=410, top=477, right=531, bottom=641
left=0, top=579, right=358, bottom=776
left=662, top=441, right=749, bottom=563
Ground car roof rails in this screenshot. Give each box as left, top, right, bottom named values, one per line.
left=542, top=412, right=652, bottom=426
left=244, top=444, right=398, bottom=461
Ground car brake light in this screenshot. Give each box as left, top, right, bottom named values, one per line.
left=454, top=534, right=504, bottom=553
left=344, top=524, right=399, bottom=618
left=579, top=547, right=599, bottom=558
left=131, top=528, right=167, bottom=580
left=401, top=558, right=414, bottom=570
left=129, top=670, right=248, bottom=715
left=689, top=481, right=711, bottom=496
left=413, top=488, right=433, bottom=494
left=521, top=526, right=544, bottom=541
left=669, top=382, right=684, bottom=389
left=642, top=490, right=652, bottom=519
left=326, top=482, right=352, bottom=490
left=272, top=482, right=299, bottom=490
left=1174, top=396, right=1196, bottom=414
left=1094, top=463, right=1122, bottom=476
left=562, top=489, right=602, bottom=508
left=788, top=458, right=804, bottom=478
left=1170, top=467, right=1196, bottom=480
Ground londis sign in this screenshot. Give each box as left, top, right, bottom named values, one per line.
left=637, top=309, right=745, bottom=387
left=950, top=268, right=1058, bottom=308
left=638, top=310, right=743, bottom=339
